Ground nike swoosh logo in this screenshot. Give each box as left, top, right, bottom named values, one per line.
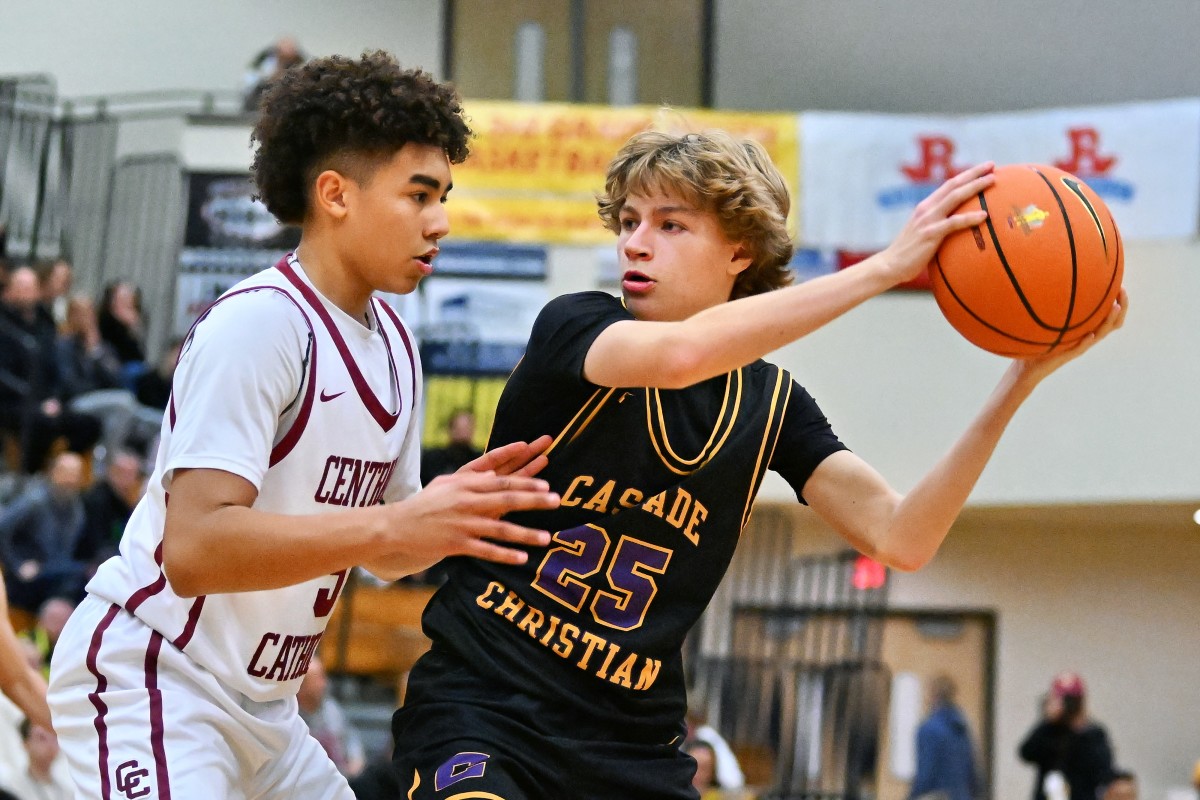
left=320, top=389, right=346, bottom=402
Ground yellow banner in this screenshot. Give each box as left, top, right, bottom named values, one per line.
left=451, top=101, right=800, bottom=245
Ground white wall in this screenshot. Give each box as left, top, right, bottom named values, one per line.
left=0, top=0, right=444, bottom=97
left=783, top=501, right=1200, bottom=800
left=714, top=0, right=1200, bottom=113
left=545, top=238, right=1199, bottom=506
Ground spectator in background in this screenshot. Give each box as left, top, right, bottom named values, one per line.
left=297, top=657, right=366, bottom=780
left=34, top=259, right=72, bottom=330
left=0, top=452, right=88, bottom=614
left=420, top=408, right=483, bottom=486
left=1019, top=671, right=1114, bottom=800
left=73, top=449, right=144, bottom=578
left=0, top=268, right=101, bottom=473
left=21, top=597, right=72, bottom=680
left=686, top=706, right=746, bottom=791
left=1, top=718, right=71, bottom=800
left=683, top=739, right=719, bottom=794
left=97, top=279, right=148, bottom=387
left=242, top=36, right=307, bottom=112
left=909, top=674, right=980, bottom=800
left=1102, top=769, right=1137, bottom=800
left=133, top=336, right=183, bottom=411
left=57, top=294, right=157, bottom=460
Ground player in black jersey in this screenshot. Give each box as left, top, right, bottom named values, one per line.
left=378, top=131, right=1127, bottom=799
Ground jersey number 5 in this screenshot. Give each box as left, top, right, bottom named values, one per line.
left=531, top=523, right=671, bottom=631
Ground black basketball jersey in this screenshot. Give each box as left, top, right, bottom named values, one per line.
left=404, top=292, right=847, bottom=743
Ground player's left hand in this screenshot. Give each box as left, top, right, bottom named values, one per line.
left=1014, top=288, right=1128, bottom=382
left=459, top=435, right=553, bottom=478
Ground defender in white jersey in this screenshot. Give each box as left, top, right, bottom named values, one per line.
left=47, top=52, right=560, bottom=800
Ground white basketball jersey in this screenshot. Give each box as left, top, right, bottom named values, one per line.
left=86, top=255, right=422, bottom=702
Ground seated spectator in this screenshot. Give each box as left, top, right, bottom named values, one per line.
left=133, top=336, right=183, bottom=411
left=0, top=268, right=102, bottom=473
left=297, top=656, right=366, bottom=779
left=0, top=452, right=88, bottom=614
left=73, top=449, right=144, bottom=577
left=21, top=597, right=73, bottom=679
left=34, top=259, right=72, bottom=330
left=97, top=279, right=148, bottom=387
left=420, top=408, right=483, bottom=486
left=242, top=36, right=307, bottom=112
left=687, top=706, right=746, bottom=790
left=684, top=738, right=719, bottom=794
left=58, top=295, right=158, bottom=460
left=0, top=718, right=71, bottom=800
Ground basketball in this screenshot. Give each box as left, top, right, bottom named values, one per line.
left=931, top=163, right=1123, bottom=357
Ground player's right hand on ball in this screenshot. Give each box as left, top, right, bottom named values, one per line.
left=880, top=161, right=994, bottom=285
left=391, top=471, right=559, bottom=567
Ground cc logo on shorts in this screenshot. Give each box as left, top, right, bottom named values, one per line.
left=115, top=759, right=151, bottom=799
left=435, top=751, right=491, bottom=791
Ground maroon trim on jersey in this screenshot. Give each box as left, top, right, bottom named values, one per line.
left=375, top=298, right=418, bottom=401
left=86, top=603, right=122, bottom=800
left=276, top=257, right=401, bottom=432
left=171, top=596, right=206, bottom=650
left=169, top=282, right=318, bottom=466
left=125, top=542, right=167, bottom=613
left=145, top=630, right=172, bottom=799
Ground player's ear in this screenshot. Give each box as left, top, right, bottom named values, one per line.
left=728, top=243, right=753, bottom=277
left=312, top=170, right=351, bottom=221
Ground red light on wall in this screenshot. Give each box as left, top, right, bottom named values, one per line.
left=852, top=555, right=887, bottom=590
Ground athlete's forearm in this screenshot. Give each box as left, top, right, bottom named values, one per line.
left=877, top=364, right=1038, bottom=570
left=163, top=502, right=392, bottom=597
left=591, top=257, right=898, bottom=389
left=5, top=670, right=52, bottom=731
left=0, top=628, right=52, bottom=730
left=162, top=468, right=556, bottom=596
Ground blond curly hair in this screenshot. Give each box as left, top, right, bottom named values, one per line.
left=597, top=129, right=794, bottom=299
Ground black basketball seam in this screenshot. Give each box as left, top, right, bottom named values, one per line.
left=977, top=189, right=1070, bottom=335
left=933, top=254, right=1059, bottom=352
left=1033, top=168, right=1078, bottom=350
left=1061, top=176, right=1108, bottom=257
left=1046, top=177, right=1121, bottom=333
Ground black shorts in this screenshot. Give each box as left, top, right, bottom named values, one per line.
left=386, top=701, right=700, bottom=800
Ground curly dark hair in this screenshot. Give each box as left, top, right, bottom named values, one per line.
left=251, top=50, right=472, bottom=224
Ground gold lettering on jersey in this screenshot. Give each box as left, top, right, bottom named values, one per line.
left=246, top=631, right=323, bottom=682
left=313, top=456, right=398, bottom=507
left=474, top=581, right=662, bottom=693
left=560, top=475, right=593, bottom=507
left=642, top=491, right=667, bottom=518
left=618, top=488, right=643, bottom=509
left=557, top=474, right=708, bottom=544
left=581, top=480, right=615, bottom=513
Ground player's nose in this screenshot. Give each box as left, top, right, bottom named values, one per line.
left=622, top=222, right=652, bottom=260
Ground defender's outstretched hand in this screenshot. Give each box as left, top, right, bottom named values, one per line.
left=880, top=162, right=995, bottom=286
left=460, top=435, right=553, bottom=478
left=384, top=470, right=559, bottom=572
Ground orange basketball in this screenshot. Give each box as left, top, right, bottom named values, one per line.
left=931, top=163, right=1123, bottom=357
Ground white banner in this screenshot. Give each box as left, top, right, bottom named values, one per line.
left=800, top=98, right=1200, bottom=248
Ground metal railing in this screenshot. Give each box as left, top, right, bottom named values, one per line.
left=0, top=77, right=246, bottom=358
left=686, top=507, right=891, bottom=800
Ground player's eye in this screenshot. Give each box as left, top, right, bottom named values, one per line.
left=662, top=220, right=683, bottom=232
left=619, top=217, right=638, bottom=231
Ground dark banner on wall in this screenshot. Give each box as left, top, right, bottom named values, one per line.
left=184, top=172, right=299, bottom=249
